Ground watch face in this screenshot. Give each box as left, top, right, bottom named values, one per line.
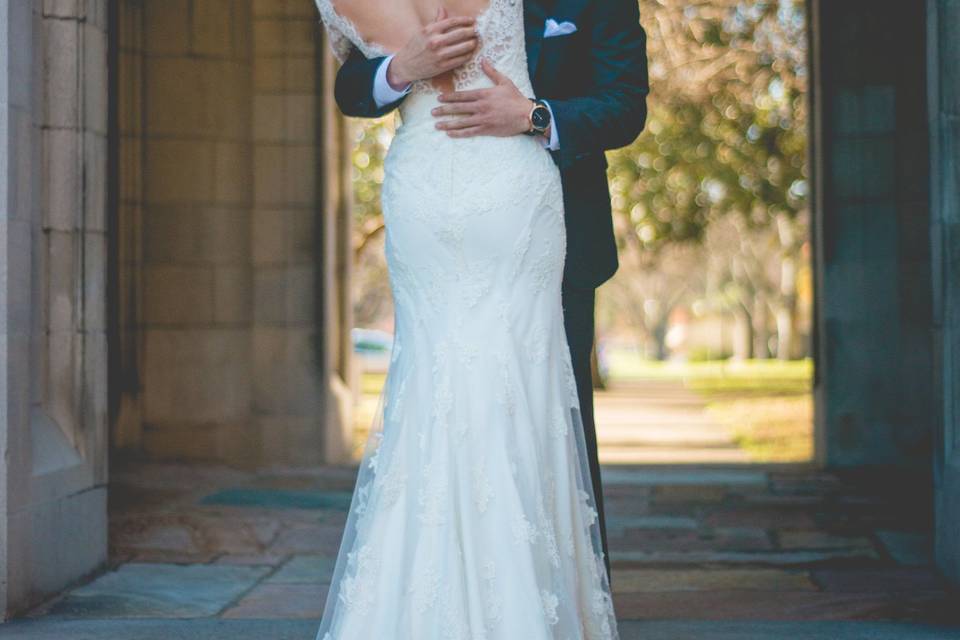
left=532, top=105, right=551, bottom=130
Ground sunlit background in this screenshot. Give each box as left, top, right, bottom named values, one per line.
left=347, top=0, right=813, bottom=465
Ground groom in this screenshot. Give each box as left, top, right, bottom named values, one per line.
left=333, top=0, right=649, bottom=581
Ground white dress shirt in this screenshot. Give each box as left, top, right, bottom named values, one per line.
left=373, top=54, right=560, bottom=151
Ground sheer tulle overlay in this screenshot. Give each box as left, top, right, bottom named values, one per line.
left=314, top=1, right=620, bottom=637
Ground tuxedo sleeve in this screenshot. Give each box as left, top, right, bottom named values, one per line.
left=334, top=47, right=407, bottom=118
left=545, top=0, right=649, bottom=170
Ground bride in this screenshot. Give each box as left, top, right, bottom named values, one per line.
left=313, top=0, right=622, bottom=637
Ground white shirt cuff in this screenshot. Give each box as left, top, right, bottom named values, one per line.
left=540, top=99, right=560, bottom=150
left=373, top=54, right=412, bottom=109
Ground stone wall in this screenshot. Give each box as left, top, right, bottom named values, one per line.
left=0, top=0, right=352, bottom=618
left=810, top=0, right=933, bottom=469
left=113, top=0, right=353, bottom=467
left=929, top=0, right=960, bottom=584
left=116, top=0, right=259, bottom=464
left=0, top=0, right=110, bottom=618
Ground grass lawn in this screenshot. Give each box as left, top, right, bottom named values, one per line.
left=609, top=352, right=814, bottom=463
left=353, top=354, right=814, bottom=463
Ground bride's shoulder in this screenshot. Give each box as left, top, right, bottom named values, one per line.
left=314, top=0, right=357, bottom=62
left=316, top=0, right=413, bottom=62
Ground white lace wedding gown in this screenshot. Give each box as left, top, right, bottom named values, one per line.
left=313, top=1, right=619, bottom=638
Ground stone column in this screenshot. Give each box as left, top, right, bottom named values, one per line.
left=130, top=0, right=257, bottom=465
left=0, top=0, right=110, bottom=618
left=115, top=0, right=353, bottom=467
left=319, top=34, right=355, bottom=464
left=929, top=0, right=960, bottom=584
left=809, top=0, right=933, bottom=469
left=250, top=1, right=352, bottom=466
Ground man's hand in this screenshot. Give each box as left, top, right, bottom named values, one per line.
left=387, top=8, right=479, bottom=89
left=432, top=59, right=536, bottom=138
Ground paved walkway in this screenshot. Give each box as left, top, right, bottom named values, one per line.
left=595, top=379, right=752, bottom=464
left=6, top=458, right=959, bottom=639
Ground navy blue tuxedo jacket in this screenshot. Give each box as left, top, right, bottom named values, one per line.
left=333, top=0, right=649, bottom=289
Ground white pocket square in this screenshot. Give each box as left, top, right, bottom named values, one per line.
left=544, top=18, right=577, bottom=37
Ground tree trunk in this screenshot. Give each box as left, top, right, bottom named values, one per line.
left=652, top=317, right=670, bottom=361
left=752, top=295, right=770, bottom=359
left=776, top=252, right=799, bottom=360
left=775, top=305, right=796, bottom=360
left=731, top=304, right=753, bottom=361
left=774, top=215, right=802, bottom=360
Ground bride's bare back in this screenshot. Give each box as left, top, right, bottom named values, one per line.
left=331, top=0, right=489, bottom=54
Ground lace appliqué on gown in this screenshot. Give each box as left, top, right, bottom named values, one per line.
left=313, top=0, right=620, bottom=638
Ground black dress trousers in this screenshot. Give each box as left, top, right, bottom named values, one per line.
left=560, top=280, right=611, bottom=583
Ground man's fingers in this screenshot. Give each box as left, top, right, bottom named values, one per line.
left=438, top=89, right=488, bottom=103
left=431, top=103, right=476, bottom=117
left=446, top=126, right=486, bottom=138
left=436, top=116, right=484, bottom=131
left=439, top=26, right=478, bottom=42
left=481, top=58, right=506, bottom=84
left=434, top=6, right=448, bottom=22
left=427, top=16, right=475, bottom=34
left=434, top=26, right=479, bottom=50
left=434, top=53, right=475, bottom=75
left=437, top=39, right=477, bottom=61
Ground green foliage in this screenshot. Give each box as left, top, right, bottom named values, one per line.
left=606, top=350, right=812, bottom=381
left=608, top=0, right=809, bottom=252
left=350, top=118, right=392, bottom=230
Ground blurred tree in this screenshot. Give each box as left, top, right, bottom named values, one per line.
left=349, top=119, right=393, bottom=327
left=347, top=0, right=811, bottom=360
left=606, top=0, right=809, bottom=360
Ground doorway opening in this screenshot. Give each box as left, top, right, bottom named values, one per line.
left=347, top=0, right=815, bottom=468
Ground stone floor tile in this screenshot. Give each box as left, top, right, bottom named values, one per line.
left=221, top=583, right=329, bottom=619
left=214, top=553, right=288, bottom=567
left=612, top=527, right=772, bottom=552
left=43, top=563, right=270, bottom=618
left=702, top=507, right=819, bottom=529
left=612, top=547, right=879, bottom=565
left=653, top=485, right=730, bottom=504
left=743, top=493, right=826, bottom=507
left=266, top=555, right=337, bottom=585
left=601, top=467, right=768, bottom=487
left=266, top=523, right=344, bottom=556
left=876, top=530, right=934, bottom=566
left=19, top=460, right=950, bottom=631
left=617, top=620, right=960, bottom=639
left=199, top=488, right=353, bottom=511
left=6, top=619, right=960, bottom=640
left=768, top=472, right=843, bottom=496
left=129, top=550, right=221, bottom=564
left=614, top=589, right=958, bottom=622
left=812, top=567, right=950, bottom=592
left=109, top=519, right=200, bottom=554
left=778, top=530, right=876, bottom=550
left=606, top=514, right=700, bottom=535
left=613, top=568, right=817, bottom=593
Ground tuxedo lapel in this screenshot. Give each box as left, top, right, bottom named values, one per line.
left=524, top=0, right=590, bottom=81
left=524, top=0, right=548, bottom=80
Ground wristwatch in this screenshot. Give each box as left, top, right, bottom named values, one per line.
left=525, top=99, right=552, bottom=137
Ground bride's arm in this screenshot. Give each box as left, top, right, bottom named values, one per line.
left=544, top=0, right=649, bottom=170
